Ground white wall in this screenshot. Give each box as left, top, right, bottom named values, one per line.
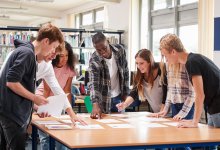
left=214, top=0, right=220, bottom=68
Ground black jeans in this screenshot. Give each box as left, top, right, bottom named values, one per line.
left=0, top=115, right=27, bottom=150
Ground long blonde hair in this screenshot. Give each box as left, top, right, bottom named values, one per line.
left=134, top=49, right=156, bottom=101
left=160, top=33, right=186, bottom=53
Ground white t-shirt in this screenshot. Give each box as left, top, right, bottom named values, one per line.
left=104, top=53, right=121, bottom=97
left=36, top=61, right=71, bottom=110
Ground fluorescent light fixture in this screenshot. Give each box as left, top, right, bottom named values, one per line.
left=0, top=6, right=28, bottom=11
left=27, top=0, right=54, bottom=2
left=0, top=15, right=10, bottom=19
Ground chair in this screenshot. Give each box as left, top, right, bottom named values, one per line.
left=84, top=96, right=93, bottom=113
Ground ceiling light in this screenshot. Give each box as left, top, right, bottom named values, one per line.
left=0, top=6, right=28, bottom=11
left=0, top=15, right=10, bottom=19
left=26, top=0, right=54, bottom=2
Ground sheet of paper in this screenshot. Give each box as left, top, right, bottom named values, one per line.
left=109, top=114, right=128, bottom=117
left=53, top=115, right=70, bottom=119
left=35, top=120, right=62, bottom=125
left=45, top=124, right=72, bottom=130
left=162, top=122, right=178, bottom=126
left=96, top=119, right=121, bottom=123
left=61, top=120, right=72, bottom=124
left=163, top=122, right=207, bottom=127
left=37, top=94, right=66, bottom=117
left=141, top=122, right=168, bottom=128
left=78, top=113, right=91, bottom=118
left=138, top=116, right=171, bottom=122
left=119, top=118, right=137, bottom=122
left=107, top=124, right=134, bottom=128
left=76, top=124, right=104, bottom=129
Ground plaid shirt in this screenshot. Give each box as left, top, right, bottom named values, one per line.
left=164, top=64, right=195, bottom=118
left=88, top=44, right=129, bottom=113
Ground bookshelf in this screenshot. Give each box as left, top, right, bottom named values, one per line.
left=0, top=26, right=124, bottom=74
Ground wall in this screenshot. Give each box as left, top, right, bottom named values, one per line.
left=214, top=0, right=220, bottom=68
left=104, top=0, right=130, bottom=66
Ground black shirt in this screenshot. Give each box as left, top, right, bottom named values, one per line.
left=0, top=39, right=36, bottom=126
left=186, top=53, right=220, bottom=114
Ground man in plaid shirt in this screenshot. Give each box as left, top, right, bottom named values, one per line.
left=88, top=32, right=129, bottom=119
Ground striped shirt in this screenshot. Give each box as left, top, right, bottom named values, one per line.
left=164, top=64, right=195, bottom=118
left=88, top=44, right=129, bottom=113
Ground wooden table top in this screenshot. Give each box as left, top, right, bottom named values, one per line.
left=32, top=112, right=220, bottom=149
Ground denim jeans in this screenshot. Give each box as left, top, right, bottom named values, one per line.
left=171, top=103, right=194, bottom=119
left=111, top=94, right=122, bottom=112
left=171, top=103, right=194, bottom=150
left=207, top=112, right=220, bottom=127
left=38, top=130, right=69, bottom=150
left=205, top=112, right=220, bottom=150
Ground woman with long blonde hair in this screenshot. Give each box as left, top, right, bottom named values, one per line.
left=117, top=49, right=167, bottom=113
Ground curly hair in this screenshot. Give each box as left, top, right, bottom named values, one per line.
left=52, top=41, right=77, bottom=71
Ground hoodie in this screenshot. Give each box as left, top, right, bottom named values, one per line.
left=0, top=39, right=36, bottom=127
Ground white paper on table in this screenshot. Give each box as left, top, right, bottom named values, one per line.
left=119, top=118, right=137, bottom=122
left=45, top=124, right=72, bottom=130
left=76, top=124, right=104, bottom=129
left=107, top=124, right=134, bottom=128
left=110, top=114, right=128, bottom=117
left=95, top=119, right=121, bottom=123
left=162, top=122, right=178, bottom=126
left=35, top=120, right=62, bottom=125
left=138, top=116, right=171, bottom=122
left=53, top=115, right=70, bottom=119
left=61, top=120, right=72, bottom=124
left=141, top=122, right=168, bottom=128
left=37, top=94, right=66, bottom=117
left=163, top=122, right=207, bottom=127
left=78, top=113, right=91, bottom=118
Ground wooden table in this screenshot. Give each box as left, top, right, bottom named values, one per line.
left=31, top=112, right=220, bottom=150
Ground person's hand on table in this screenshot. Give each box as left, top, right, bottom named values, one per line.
left=90, top=103, right=102, bottom=119
left=177, top=119, right=198, bottom=128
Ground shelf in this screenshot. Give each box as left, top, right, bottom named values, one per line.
left=0, top=44, right=14, bottom=47
left=72, top=47, right=94, bottom=49
left=0, top=26, right=85, bottom=32
left=0, top=26, right=124, bottom=34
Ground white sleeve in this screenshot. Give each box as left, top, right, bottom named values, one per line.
left=43, top=63, right=72, bottom=110
left=43, top=63, right=64, bottom=95
left=63, top=96, right=72, bottom=110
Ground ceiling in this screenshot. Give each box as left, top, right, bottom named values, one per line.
left=0, top=0, right=120, bottom=26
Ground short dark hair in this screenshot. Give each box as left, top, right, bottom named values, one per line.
left=52, top=41, right=77, bottom=71
left=92, top=32, right=106, bottom=44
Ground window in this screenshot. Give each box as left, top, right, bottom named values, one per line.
left=95, top=9, right=104, bottom=23
left=82, top=12, right=93, bottom=26
left=180, top=0, right=198, bottom=5
left=153, top=0, right=173, bottom=10
left=75, top=7, right=104, bottom=29
left=179, top=24, right=198, bottom=53
left=140, top=0, right=198, bottom=63
left=75, top=15, right=80, bottom=29
left=152, top=28, right=174, bottom=62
